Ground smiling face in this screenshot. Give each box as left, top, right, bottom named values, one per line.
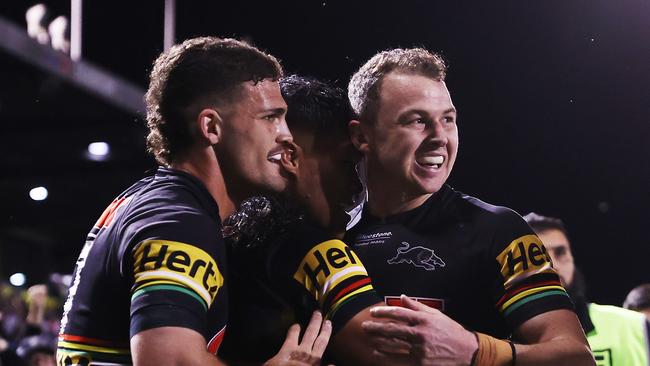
left=357, top=72, right=458, bottom=211
left=215, top=79, right=292, bottom=201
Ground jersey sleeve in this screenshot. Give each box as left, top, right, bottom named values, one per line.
left=124, top=209, right=226, bottom=338
left=266, top=224, right=382, bottom=333
left=487, top=209, right=574, bottom=330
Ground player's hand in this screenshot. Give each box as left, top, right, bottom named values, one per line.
left=362, top=294, right=477, bottom=366
left=264, top=311, right=333, bottom=366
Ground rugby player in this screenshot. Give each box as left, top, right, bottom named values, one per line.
left=219, top=75, right=384, bottom=363
left=57, top=37, right=330, bottom=366
left=332, top=48, right=595, bottom=365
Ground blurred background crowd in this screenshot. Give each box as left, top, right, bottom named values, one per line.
left=0, top=275, right=67, bottom=366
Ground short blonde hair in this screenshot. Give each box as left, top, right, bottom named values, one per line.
left=348, top=48, right=447, bottom=124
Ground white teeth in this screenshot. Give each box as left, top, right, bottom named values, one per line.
left=418, top=156, right=444, bottom=166
left=267, top=153, right=282, bottom=162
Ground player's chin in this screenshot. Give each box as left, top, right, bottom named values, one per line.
left=253, top=172, right=288, bottom=194
left=264, top=164, right=291, bottom=189
left=268, top=177, right=289, bottom=193
left=414, top=177, right=445, bottom=195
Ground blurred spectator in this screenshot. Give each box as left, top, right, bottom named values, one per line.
left=624, top=284, right=650, bottom=320
left=0, top=277, right=65, bottom=366
left=525, top=212, right=650, bottom=366
left=16, top=334, right=56, bottom=366
left=25, top=285, right=47, bottom=335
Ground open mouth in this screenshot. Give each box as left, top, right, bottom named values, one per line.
left=267, top=152, right=282, bottom=163
left=267, top=144, right=289, bottom=163
left=416, top=155, right=445, bottom=169
left=267, top=142, right=297, bottom=165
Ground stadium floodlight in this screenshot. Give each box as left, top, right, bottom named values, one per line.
left=9, top=273, right=26, bottom=287
left=49, top=15, right=70, bottom=54
left=29, top=186, right=48, bottom=201
left=25, top=4, right=50, bottom=45
left=87, top=142, right=111, bottom=161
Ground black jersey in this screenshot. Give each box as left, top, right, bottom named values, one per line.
left=219, top=196, right=381, bottom=363
left=232, top=218, right=380, bottom=332
left=57, top=168, right=228, bottom=365
left=345, top=185, right=573, bottom=338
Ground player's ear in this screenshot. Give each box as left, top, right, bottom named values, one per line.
left=349, top=119, right=369, bottom=153
left=197, top=109, right=222, bottom=145
left=279, top=141, right=300, bottom=177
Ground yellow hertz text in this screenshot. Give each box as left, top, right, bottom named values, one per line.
left=293, top=240, right=367, bottom=304
left=133, top=240, right=223, bottom=306
left=496, top=235, right=555, bottom=289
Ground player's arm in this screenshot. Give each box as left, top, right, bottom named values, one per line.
left=510, top=309, right=593, bottom=365
left=329, top=303, right=404, bottom=366
left=224, top=196, right=384, bottom=365
left=132, top=327, right=228, bottom=366
left=289, top=238, right=402, bottom=365
left=128, top=235, right=332, bottom=366
left=264, top=226, right=394, bottom=365
left=132, top=311, right=332, bottom=366
left=487, top=215, right=594, bottom=365
left=361, top=296, right=594, bottom=366
left=126, top=235, right=227, bottom=365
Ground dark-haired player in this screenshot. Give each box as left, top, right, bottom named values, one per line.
left=220, top=75, right=382, bottom=364
left=57, top=38, right=329, bottom=366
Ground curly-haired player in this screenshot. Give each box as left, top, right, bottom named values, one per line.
left=57, top=37, right=330, bottom=366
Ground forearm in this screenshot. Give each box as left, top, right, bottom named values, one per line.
left=133, top=347, right=227, bottom=366
left=131, top=327, right=228, bottom=366
left=511, top=309, right=595, bottom=366
left=513, top=337, right=594, bottom=366
left=330, top=304, right=397, bottom=366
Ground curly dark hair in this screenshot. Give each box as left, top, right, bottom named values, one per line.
left=145, top=36, right=283, bottom=166
left=348, top=48, right=447, bottom=124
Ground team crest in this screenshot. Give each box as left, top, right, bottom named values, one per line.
left=387, top=241, right=445, bottom=271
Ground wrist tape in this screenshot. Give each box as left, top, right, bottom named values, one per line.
left=471, top=332, right=516, bottom=366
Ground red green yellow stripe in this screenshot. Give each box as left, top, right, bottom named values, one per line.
left=502, top=290, right=569, bottom=317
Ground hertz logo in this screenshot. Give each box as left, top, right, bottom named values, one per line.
left=496, top=235, right=555, bottom=288
left=133, top=240, right=223, bottom=306
left=293, top=240, right=367, bottom=303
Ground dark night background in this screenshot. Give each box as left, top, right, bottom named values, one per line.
left=0, top=0, right=648, bottom=306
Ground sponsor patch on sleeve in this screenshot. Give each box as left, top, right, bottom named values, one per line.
left=496, top=234, right=556, bottom=289
left=293, top=239, right=374, bottom=313
left=132, top=240, right=224, bottom=310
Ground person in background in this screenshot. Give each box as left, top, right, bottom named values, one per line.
left=525, top=212, right=650, bottom=366
left=17, top=334, right=57, bottom=366
left=624, top=284, right=650, bottom=321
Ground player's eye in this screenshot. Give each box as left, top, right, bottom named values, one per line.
left=262, top=114, right=279, bottom=121
left=442, top=116, right=456, bottom=124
